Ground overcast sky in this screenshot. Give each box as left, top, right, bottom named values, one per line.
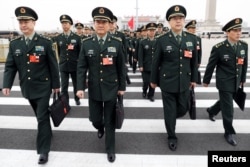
left=0, top=0, right=249, bottom=31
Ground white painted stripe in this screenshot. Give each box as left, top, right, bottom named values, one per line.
left=7, top=85, right=250, bottom=93
left=0, top=97, right=250, bottom=108
left=0, top=116, right=249, bottom=134
left=0, top=149, right=207, bottom=167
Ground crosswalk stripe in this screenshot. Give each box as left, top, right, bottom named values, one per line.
left=0, top=97, right=249, bottom=108
left=0, top=149, right=207, bottom=167
left=6, top=86, right=250, bottom=93
left=1, top=116, right=249, bottom=133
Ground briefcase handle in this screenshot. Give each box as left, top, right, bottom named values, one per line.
left=53, top=92, right=61, bottom=103
left=117, top=94, right=123, bottom=103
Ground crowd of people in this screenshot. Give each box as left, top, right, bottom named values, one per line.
left=1, top=4, right=248, bottom=165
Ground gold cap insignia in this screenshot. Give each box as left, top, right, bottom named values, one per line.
left=151, top=23, right=153, bottom=27
left=175, top=6, right=180, bottom=11
left=20, top=8, right=26, bottom=13
left=192, top=20, right=195, bottom=24
left=235, top=18, right=240, bottom=24
left=63, top=15, right=66, bottom=18
left=99, top=8, right=104, bottom=14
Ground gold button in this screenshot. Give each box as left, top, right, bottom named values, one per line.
left=163, top=74, right=166, bottom=77
left=180, top=64, right=182, bottom=67
left=180, top=72, right=182, bottom=74
left=100, top=62, right=102, bottom=65
left=180, top=57, right=182, bottom=59
left=28, top=77, right=31, bottom=80
left=100, top=70, right=103, bottom=73
left=27, top=62, right=30, bottom=64
left=100, top=54, right=103, bottom=57
left=27, top=69, right=30, bottom=72
left=100, top=79, right=103, bottom=81
left=46, top=78, right=48, bottom=80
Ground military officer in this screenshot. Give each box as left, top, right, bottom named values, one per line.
left=150, top=5, right=198, bottom=151
left=76, top=7, right=126, bottom=162
left=203, top=18, right=248, bottom=146
left=138, top=22, right=157, bottom=102
left=53, top=15, right=82, bottom=106
left=74, top=22, right=86, bottom=39
left=2, top=6, right=60, bottom=164
left=185, top=20, right=202, bottom=84
left=156, top=23, right=164, bottom=36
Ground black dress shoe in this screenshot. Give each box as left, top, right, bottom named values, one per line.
left=224, top=134, right=237, bottom=146
left=207, top=108, right=215, bottom=121
left=38, top=153, right=48, bottom=164
left=168, top=141, right=177, bottom=151
left=148, top=97, right=155, bottom=102
left=107, top=153, right=116, bottom=162
left=97, top=128, right=104, bottom=139
left=75, top=100, right=81, bottom=105
left=142, top=92, right=146, bottom=98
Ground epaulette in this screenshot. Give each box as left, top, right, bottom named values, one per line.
left=111, top=36, right=122, bottom=42
left=239, top=40, right=248, bottom=45
left=10, top=36, right=21, bottom=42
left=184, top=31, right=196, bottom=37
left=82, top=36, right=92, bottom=42
left=155, top=33, right=164, bottom=39
left=215, top=41, right=224, bottom=48
left=39, top=34, right=52, bottom=41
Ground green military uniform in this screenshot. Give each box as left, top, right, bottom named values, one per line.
left=3, top=32, right=60, bottom=154
left=138, top=23, right=157, bottom=100
left=53, top=15, right=81, bottom=104
left=203, top=18, right=248, bottom=137
left=150, top=5, right=198, bottom=147
left=77, top=7, right=126, bottom=156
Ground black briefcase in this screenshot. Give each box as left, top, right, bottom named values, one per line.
left=115, top=95, right=124, bottom=129
left=48, top=92, right=71, bottom=127
left=234, top=86, right=247, bottom=111
left=188, top=86, right=196, bottom=120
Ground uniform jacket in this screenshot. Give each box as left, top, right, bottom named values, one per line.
left=3, top=33, right=60, bottom=99
left=203, top=39, right=248, bottom=92
left=53, top=31, right=81, bottom=72
left=109, top=31, right=128, bottom=61
left=197, top=36, right=202, bottom=64
left=77, top=34, right=126, bottom=101
left=138, top=37, right=156, bottom=71
left=150, top=31, right=198, bottom=93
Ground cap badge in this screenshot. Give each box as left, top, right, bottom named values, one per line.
left=235, top=18, right=240, bottom=24
left=99, top=8, right=105, bottom=14
left=175, top=6, right=180, bottom=11
left=20, top=8, right=26, bottom=13
left=151, top=23, right=153, bottom=26
left=62, top=15, right=66, bottom=18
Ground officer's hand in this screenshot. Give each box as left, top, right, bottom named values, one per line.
left=190, top=82, right=196, bottom=88
left=53, top=88, right=60, bottom=93
left=118, top=91, right=125, bottom=95
left=2, top=88, right=10, bottom=96
left=150, top=83, right=157, bottom=89
left=76, top=90, right=84, bottom=99
left=203, top=83, right=209, bottom=87
left=139, top=67, right=143, bottom=72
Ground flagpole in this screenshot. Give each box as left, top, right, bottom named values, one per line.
left=135, top=0, right=138, bottom=30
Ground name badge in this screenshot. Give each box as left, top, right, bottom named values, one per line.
left=103, top=57, right=113, bottom=65
left=238, top=58, right=244, bottom=65
left=184, top=50, right=192, bottom=58
left=68, top=44, right=74, bottom=50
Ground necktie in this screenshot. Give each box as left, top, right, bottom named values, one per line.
left=26, top=38, right=31, bottom=46
left=233, top=44, right=237, bottom=52
left=176, top=35, right=181, bottom=44
left=99, top=38, right=104, bottom=49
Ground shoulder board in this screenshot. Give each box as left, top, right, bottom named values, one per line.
left=39, top=34, right=51, bottom=41
left=111, top=36, right=122, bottom=41
left=184, top=31, right=196, bottom=37
left=215, top=41, right=224, bottom=48
left=82, top=36, right=93, bottom=42
left=155, top=34, right=164, bottom=39
left=10, top=36, right=22, bottom=42
left=239, top=40, right=248, bottom=45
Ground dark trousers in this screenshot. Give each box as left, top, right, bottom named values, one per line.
left=142, top=71, right=155, bottom=97
left=88, top=98, right=116, bottom=153
left=60, top=71, right=79, bottom=103
left=161, top=89, right=189, bottom=141
left=29, top=95, right=52, bottom=154
left=209, top=90, right=236, bottom=134
left=132, top=59, right=137, bottom=73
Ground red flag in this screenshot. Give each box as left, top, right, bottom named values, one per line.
left=128, top=17, right=134, bottom=30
